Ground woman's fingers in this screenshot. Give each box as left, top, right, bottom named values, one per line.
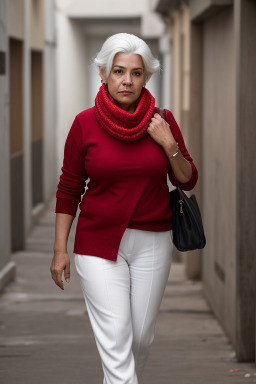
left=149, top=113, right=168, bottom=130
left=55, top=270, right=64, bottom=290
left=50, top=253, right=70, bottom=290
left=50, top=265, right=64, bottom=290
left=152, top=113, right=161, bottom=120
left=147, top=113, right=177, bottom=152
left=149, top=114, right=161, bottom=125
left=64, top=263, right=70, bottom=283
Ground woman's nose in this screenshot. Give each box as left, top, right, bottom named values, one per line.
left=123, top=74, right=133, bottom=85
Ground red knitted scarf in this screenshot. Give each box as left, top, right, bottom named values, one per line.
left=95, top=84, right=155, bottom=141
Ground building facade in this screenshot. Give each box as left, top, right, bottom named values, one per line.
left=2, top=0, right=255, bottom=366
left=152, top=0, right=256, bottom=364
left=0, top=0, right=57, bottom=291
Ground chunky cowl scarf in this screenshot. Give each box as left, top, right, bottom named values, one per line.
left=95, top=83, right=155, bottom=141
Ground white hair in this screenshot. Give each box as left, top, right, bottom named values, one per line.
left=94, top=33, right=160, bottom=83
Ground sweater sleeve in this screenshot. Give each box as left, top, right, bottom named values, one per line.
left=166, top=109, right=198, bottom=191
left=55, top=116, right=88, bottom=217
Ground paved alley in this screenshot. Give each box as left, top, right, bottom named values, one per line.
left=0, top=197, right=255, bottom=384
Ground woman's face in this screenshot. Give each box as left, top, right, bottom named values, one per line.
left=101, top=52, right=146, bottom=113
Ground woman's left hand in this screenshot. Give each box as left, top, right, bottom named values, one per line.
left=148, top=113, right=193, bottom=184
left=147, top=113, right=177, bottom=155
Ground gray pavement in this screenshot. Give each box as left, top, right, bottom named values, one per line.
left=0, top=197, right=255, bottom=384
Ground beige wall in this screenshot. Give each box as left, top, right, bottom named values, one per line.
left=154, top=0, right=256, bottom=362
left=30, top=0, right=44, bottom=50
left=189, top=0, right=256, bottom=360
left=31, top=50, right=43, bottom=142
left=0, top=0, right=56, bottom=292
left=9, top=38, right=24, bottom=157
left=8, top=0, right=45, bottom=49
left=7, top=0, right=44, bottom=151
left=170, top=3, right=237, bottom=341
left=201, top=7, right=236, bottom=342
left=168, top=4, right=201, bottom=276
left=169, top=10, right=181, bottom=124
left=234, top=0, right=256, bottom=362
left=169, top=6, right=190, bottom=132
left=8, top=0, right=25, bottom=39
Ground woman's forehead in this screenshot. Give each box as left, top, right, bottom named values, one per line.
left=112, top=53, right=144, bottom=68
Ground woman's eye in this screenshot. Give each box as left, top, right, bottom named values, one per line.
left=114, top=69, right=122, bottom=74
left=134, top=72, right=142, bottom=76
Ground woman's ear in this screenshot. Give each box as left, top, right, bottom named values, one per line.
left=144, top=72, right=151, bottom=83
left=99, top=67, right=107, bottom=84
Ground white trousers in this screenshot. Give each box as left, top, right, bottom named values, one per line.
left=74, top=228, right=173, bottom=384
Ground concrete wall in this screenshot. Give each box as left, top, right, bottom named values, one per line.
left=202, top=6, right=237, bottom=344
left=30, top=0, right=44, bottom=50
left=7, top=0, right=25, bottom=39
left=23, top=0, right=32, bottom=233
left=153, top=0, right=256, bottom=361
left=0, top=0, right=56, bottom=292
left=188, top=0, right=256, bottom=362
left=169, top=10, right=181, bottom=123
left=0, top=0, right=14, bottom=283
left=8, top=2, right=26, bottom=252
left=234, top=0, right=256, bottom=362
left=55, top=14, right=88, bottom=174
left=169, top=6, right=191, bottom=144
left=166, top=4, right=202, bottom=273
left=159, top=34, right=171, bottom=109
left=169, top=0, right=238, bottom=351
left=56, top=0, right=146, bottom=17
left=43, top=0, right=57, bottom=202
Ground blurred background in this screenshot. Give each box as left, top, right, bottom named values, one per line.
left=0, top=0, right=255, bottom=370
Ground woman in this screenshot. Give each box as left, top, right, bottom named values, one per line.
left=51, top=33, right=198, bottom=383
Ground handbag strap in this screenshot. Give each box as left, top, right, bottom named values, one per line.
left=160, top=108, right=167, bottom=121
left=160, top=108, right=184, bottom=212
left=160, top=108, right=180, bottom=190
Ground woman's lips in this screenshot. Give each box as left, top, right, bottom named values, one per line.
left=119, top=91, right=132, bottom=95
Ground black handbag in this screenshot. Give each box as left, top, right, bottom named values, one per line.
left=169, top=186, right=206, bottom=252
left=160, top=108, right=206, bottom=252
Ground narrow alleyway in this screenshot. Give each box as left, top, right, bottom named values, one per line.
left=0, top=196, right=255, bottom=384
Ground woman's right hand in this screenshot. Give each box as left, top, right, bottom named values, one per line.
left=50, top=251, right=70, bottom=290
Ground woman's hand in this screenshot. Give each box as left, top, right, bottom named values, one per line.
left=147, top=113, right=177, bottom=155
left=50, top=251, right=70, bottom=290
left=147, top=113, right=193, bottom=184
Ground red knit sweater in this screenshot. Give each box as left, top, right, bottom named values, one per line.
left=55, top=107, right=198, bottom=261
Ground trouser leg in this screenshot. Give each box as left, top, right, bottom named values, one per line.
left=74, top=252, right=138, bottom=384
left=127, top=230, right=173, bottom=380
left=74, top=228, right=173, bottom=383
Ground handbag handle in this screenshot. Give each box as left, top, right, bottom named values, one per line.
left=160, top=108, right=184, bottom=213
